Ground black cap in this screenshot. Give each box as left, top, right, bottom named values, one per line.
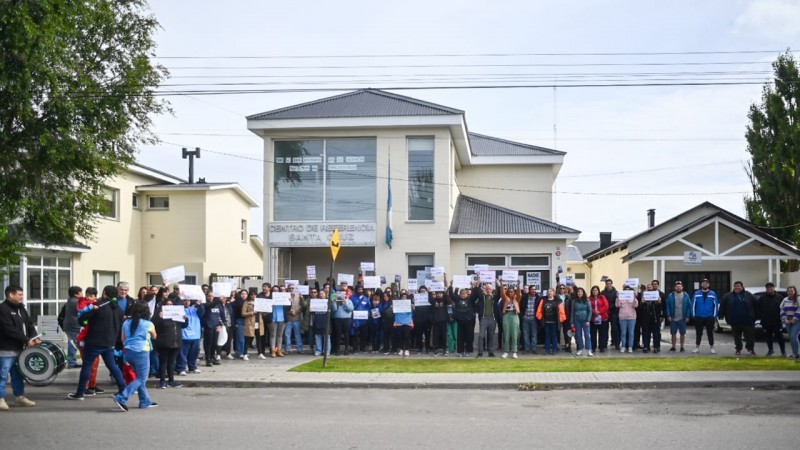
left=766, top=282, right=775, bottom=288
left=701, top=278, right=709, bottom=283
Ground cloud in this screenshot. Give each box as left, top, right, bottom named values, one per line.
left=733, top=0, right=800, bottom=41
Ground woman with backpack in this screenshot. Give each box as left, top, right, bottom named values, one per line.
left=152, top=294, right=188, bottom=389
left=589, top=286, right=610, bottom=353
left=537, top=288, right=566, bottom=355
left=571, top=287, right=593, bottom=356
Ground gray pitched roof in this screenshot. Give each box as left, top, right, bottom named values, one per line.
left=468, top=132, right=566, bottom=156
left=247, top=89, right=463, bottom=120
left=450, top=195, right=579, bottom=235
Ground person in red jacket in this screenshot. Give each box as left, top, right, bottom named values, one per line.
left=589, top=286, right=610, bottom=353
left=75, top=287, right=103, bottom=395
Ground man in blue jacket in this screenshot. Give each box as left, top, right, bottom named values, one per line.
left=202, top=293, right=225, bottom=367
left=177, top=298, right=205, bottom=375
left=719, top=281, right=757, bottom=356
left=691, top=279, right=719, bottom=354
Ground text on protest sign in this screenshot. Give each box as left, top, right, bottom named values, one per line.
left=271, top=292, right=291, bottom=306
left=414, top=293, right=430, bottom=306
left=393, top=299, right=412, bottom=313
left=310, top=299, right=329, bottom=313
left=161, top=265, right=186, bottom=285
left=254, top=298, right=273, bottom=313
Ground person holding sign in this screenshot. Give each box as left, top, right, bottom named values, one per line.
left=476, top=283, right=499, bottom=358
left=447, top=280, right=479, bottom=357
left=242, top=291, right=265, bottom=360
left=500, top=284, right=521, bottom=359
left=665, top=281, right=691, bottom=353
left=350, top=286, right=371, bottom=354
left=176, top=296, right=204, bottom=375
left=284, top=285, right=304, bottom=355
left=393, top=294, right=414, bottom=357
left=412, top=287, right=433, bottom=354
left=368, top=294, right=383, bottom=352
left=312, top=291, right=334, bottom=356
left=269, top=289, right=288, bottom=358
left=201, top=292, right=225, bottom=367
left=536, top=288, right=566, bottom=355
left=431, top=286, right=451, bottom=357
left=332, top=290, right=354, bottom=356
left=152, top=294, right=188, bottom=389
left=380, top=291, right=396, bottom=355
left=640, top=282, right=664, bottom=353
left=588, top=286, right=609, bottom=353
left=616, top=286, right=639, bottom=353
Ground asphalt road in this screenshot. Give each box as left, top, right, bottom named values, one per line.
left=1, top=386, right=797, bottom=449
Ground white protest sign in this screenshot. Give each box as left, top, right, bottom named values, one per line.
left=453, top=275, right=472, bottom=290
left=178, top=285, right=205, bottom=301
left=353, top=310, right=369, bottom=320
left=479, top=270, right=495, bottom=284
left=618, top=290, right=635, bottom=302
left=285, top=280, right=300, bottom=288
left=337, top=273, right=354, bottom=286
left=161, top=305, right=185, bottom=321
left=625, top=278, right=640, bottom=289
left=212, top=282, right=234, bottom=297
left=407, top=279, right=418, bottom=292
left=254, top=298, right=273, bottom=313
left=428, top=281, right=445, bottom=292
left=643, top=291, right=661, bottom=302
left=360, top=262, right=375, bottom=272
left=393, top=299, right=412, bottom=313
left=424, top=279, right=433, bottom=289
left=306, top=265, right=317, bottom=280
left=473, top=264, right=490, bottom=272
left=272, top=292, right=291, bottom=306
left=310, top=299, right=329, bottom=313
left=296, top=285, right=309, bottom=295
left=160, top=265, right=186, bottom=285
left=414, top=293, right=430, bottom=306
left=363, top=276, right=381, bottom=289
left=526, top=272, right=541, bottom=288
left=501, top=270, right=519, bottom=283
left=430, top=267, right=445, bottom=278
left=371, top=308, right=380, bottom=319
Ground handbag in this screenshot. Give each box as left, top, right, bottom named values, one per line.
left=122, top=362, right=136, bottom=384
left=217, top=325, right=228, bottom=346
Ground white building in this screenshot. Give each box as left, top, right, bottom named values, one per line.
left=247, top=89, right=579, bottom=288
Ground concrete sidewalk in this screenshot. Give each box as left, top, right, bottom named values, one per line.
left=46, top=352, right=800, bottom=390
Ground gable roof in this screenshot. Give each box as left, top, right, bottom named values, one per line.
left=136, top=182, right=259, bottom=207
left=468, top=132, right=565, bottom=157
left=247, top=89, right=463, bottom=120
left=449, top=195, right=579, bottom=236
left=128, top=162, right=186, bottom=184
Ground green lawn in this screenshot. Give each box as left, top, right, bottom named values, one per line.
left=291, top=357, right=800, bottom=373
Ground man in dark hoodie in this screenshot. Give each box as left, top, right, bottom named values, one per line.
left=758, top=282, right=786, bottom=356
left=70, top=285, right=126, bottom=400
left=603, top=279, right=620, bottom=350
left=0, top=285, right=40, bottom=410
left=719, top=281, right=757, bottom=356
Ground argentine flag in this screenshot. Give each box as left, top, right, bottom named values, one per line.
left=386, top=153, right=393, bottom=249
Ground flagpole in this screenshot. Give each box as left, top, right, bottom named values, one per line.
left=324, top=227, right=341, bottom=368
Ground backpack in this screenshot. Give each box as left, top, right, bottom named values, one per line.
left=544, top=300, right=558, bottom=322
left=57, top=303, right=67, bottom=331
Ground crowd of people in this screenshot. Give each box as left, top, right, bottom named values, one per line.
left=1, top=275, right=799, bottom=412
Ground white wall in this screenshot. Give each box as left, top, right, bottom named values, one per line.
left=456, top=164, right=555, bottom=220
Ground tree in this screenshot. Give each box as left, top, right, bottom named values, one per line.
left=0, top=0, right=168, bottom=268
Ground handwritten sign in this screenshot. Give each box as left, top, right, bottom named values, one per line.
left=501, top=270, right=519, bottom=283
left=161, top=305, right=185, bottom=321
left=285, top=280, right=299, bottom=288
left=427, top=281, right=445, bottom=292
left=337, top=273, right=354, bottom=286
left=618, top=290, right=635, bottom=302
left=360, top=262, right=375, bottom=272
left=363, top=276, right=381, bottom=289
left=212, top=282, right=234, bottom=298
left=272, top=292, right=291, bottom=306
left=479, top=270, right=495, bottom=284
left=429, top=267, right=445, bottom=278
left=310, top=299, right=329, bottom=313
left=643, top=291, right=661, bottom=302
left=407, top=279, right=418, bottom=292
left=306, top=265, right=316, bottom=280
left=353, top=310, right=369, bottom=320
left=453, top=275, right=472, bottom=290
left=473, top=264, right=490, bottom=272
left=414, top=293, right=430, bottom=306
left=178, top=284, right=205, bottom=301
left=254, top=298, right=273, bottom=313
left=393, top=299, right=412, bottom=313
left=296, top=285, right=309, bottom=295
left=625, top=278, right=640, bottom=289
left=526, top=272, right=541, bottom=288
left=160, top=265, right=185, bottom=285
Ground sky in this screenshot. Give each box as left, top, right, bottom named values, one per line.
left=135, top=0, right=800, bottom=244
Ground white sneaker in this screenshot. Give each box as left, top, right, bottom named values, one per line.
left=692, top=347, right=700, bottom=353
left=620, top=348, right=625, bottom=353
left=627, top=347, right=633, bottom=353
left=15, top=396, right=35, bottom=407
left=576, top=350, right=583, bottom=356
left=404, top=350, right=410, bottom=356
left=215, top=354, right=221, bottom=361
left=178, top=371, right=187, bottom=376
left=0, top=398, right=8, bottom=411
left=241, top=355, right=249, bottom=361
left=710, top=347, right=716, bottom=354
left=398, top=350, right=404, bottom=356
left=512, top=353, right=518, bottom=359
left=258, top=354, right=267, bottom=360
left=501, top=352, right=508, bottom=359
left=190, top=369, right=202, bottom=374
left=226, top=354, right=234, bottom=360
left=587, top=351, right=594, bottom=357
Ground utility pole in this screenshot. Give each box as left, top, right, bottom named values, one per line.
left=182, top=147, right=201, bottom=183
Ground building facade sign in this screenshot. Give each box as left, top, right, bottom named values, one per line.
left=268, top=222, right=376, bottom=247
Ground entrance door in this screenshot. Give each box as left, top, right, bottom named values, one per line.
left=665, top=271, right=731, bottom=295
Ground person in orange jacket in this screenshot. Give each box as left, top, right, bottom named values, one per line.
left=536, top=288, right=566, bottom=355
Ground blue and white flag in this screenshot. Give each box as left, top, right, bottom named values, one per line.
left=385, top=151, right=393, bottom=249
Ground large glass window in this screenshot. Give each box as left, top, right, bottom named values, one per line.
left=100, top=187, right=119, bottom=219
left=273, top=138, right=376, bottom=221
left=408, top=138, right=434, bottom=221
left=24, top=254, right=71, bottom=322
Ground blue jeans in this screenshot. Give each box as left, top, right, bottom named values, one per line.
left=114, top=350, right=153, bottom=408
left=314, top=331, right=331, bottom=356
left=75, top=345, right=125, bottom=396
left=176, top=339, right=200, bottom=372
left=544, top=322, right=559, bottom=353
left=66, top=330, right=79, bottom=366
left=574, top=323, right=592, bottom=351
left=522, top=317, right=538, bottom=350
left=0, top=355, right=25, bottom=397
left=235, top=319, right=246, bottom=357
left=284, top=321, right=303, bottom=352
left=789, top=322, right=800, bottom=356
left=149, top=348, right=159, bottom=375
left=620, top=319, right=636, bottom=349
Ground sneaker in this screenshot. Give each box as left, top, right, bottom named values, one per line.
left=112, top=396, right=128, bottom=412
left=692, top=347, right=700, bottom=353
left=0, top=398, right=8, bottom=411
left=680, top=347, right=685, bottom=352
left=404, top=350, right=410, bottom=356
left=587, top=351, right=594, bottom=357
left=143, top=402, right=159, bottom=409
left=205, top=362, right=213, bottom=367
left=748, top=350, right=757, bottom=356
left=767, top=350, right=775, bottom=356
left=627, top=347, right=633, bottom=353
left=512, top=353, right=518, bottom=359
left=258, top=354, right=267, bottom=360
left=710, top=347, right=716, bottom=354
left=84, top=388, right=96, bottom=396
left=620, top=348, right=626, bottom=353
left=212, top=360, right=221, bottom=365
left=159, top=383, right=167, bottom=389
left=190, top=369, right=202, bottom=374
left=215, top=354, right=221, bottom=361
left=669, top=347, right=676, bottom=352
left=735, top=349, right=741, bottom=356
left=67, top=393, right=84, bottom=401
left=226, top=354, right=234, bottom=360
left=782, top=352, right=788, bottom=357
left=15, top=396, right=35, bottom=407
left=241, top=355, right=249, bottom=361
left=476, top=352, right=483, bottom=358
left=488, top=352, right=496, bottom=357
left=501, top=352, right=508, bottom=359
left=576, top=350, right=583, bottom=356
left=398, top=350, right=404, bottom=356
left=178, top=371, right=188, bottom=376
left=168, top=382, right=183, bottom=388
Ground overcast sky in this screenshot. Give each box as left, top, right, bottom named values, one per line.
left=136, top=0, right=800, bottom=243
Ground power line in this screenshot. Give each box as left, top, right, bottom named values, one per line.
left=163, top=61, right=773, bottom=70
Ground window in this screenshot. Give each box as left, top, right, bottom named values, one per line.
left=24, top=255, right=71, bottom=322
left=99, top=187, right=119, bottom=219
left=241, top=219, right=247, bottom=242
left=148, top=196, right=169, bottom=210
left=575, top=273, right=586, bottom=280
left=93, top=271, right=118, bottom=288
left=148, top=273, right=196, bottom=286
left=273, top=138, right=377, bottom=221
left=132, top=193, right=139, bottom=209
left=467, top=256, right=506, bottom=267
left=510, top=256, right=550, bottom=266
left=408, top=138, right=434, bottom=221
left=407, top=254, right=434, bottom=280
